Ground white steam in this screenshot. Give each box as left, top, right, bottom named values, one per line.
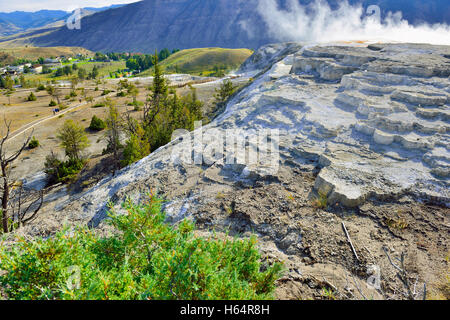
left=257, top=0, right=450, bottom=45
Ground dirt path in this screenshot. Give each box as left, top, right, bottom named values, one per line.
left=8, top=91, right=115, bottom=141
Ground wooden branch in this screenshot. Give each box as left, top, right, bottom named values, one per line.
left=21, top=191, right=43, bottom=224
left=350, top=273, right=368, bottom=300
left=5, top=131, right=33, bottom=165
left=383, top=247, right=424, bottom=300
left=342, top=222, right=359, bottom=262
left=383, top=247, right=403, bottom=272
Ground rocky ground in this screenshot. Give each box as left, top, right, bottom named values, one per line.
left=6, top=42, right=450, bottom=300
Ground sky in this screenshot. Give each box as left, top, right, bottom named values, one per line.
left=0, top=0, right=140, bottom=12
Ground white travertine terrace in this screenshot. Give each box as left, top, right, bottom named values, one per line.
left=61, top=43, right=450, bottom=226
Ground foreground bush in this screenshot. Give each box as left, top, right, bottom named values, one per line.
left=0, top=196, right=283, bottom=300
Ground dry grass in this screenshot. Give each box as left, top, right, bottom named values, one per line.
left=385, top=217, right=409, bottom=231
left=0, top=46, right=93, bottom=61
left=140, top=48, right=253, bottom=76
left=311, top=191, right=328, bottom=209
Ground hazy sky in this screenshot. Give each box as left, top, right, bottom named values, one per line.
left=0, top=0, right=140, bottom=12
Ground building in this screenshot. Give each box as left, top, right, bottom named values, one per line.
left=7, top=65, right=23, bottom=73
left=43, top=58, right=62, bottom=68
left=31, top=64, right=43, bottom=74
left=44, top=58, right=60, bottom=64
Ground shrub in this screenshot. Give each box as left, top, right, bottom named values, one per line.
left=92, top=102, right=105, bottom=108
left=44, top=153, right=85, bottom=184
left=89, top=115, right=106, bottom=131
left=27, top=92, right=37, bottom=101
left=0, top=195, right=283, bottom=300
left=312, top=191, right=328, bottom=209
left=121, top=125, right=150, bottom=167
left=49, top=100, right=57, bottom=107
left=36, top=84, right=46, bottom=91
left=28, top=136, right=40, bottom=149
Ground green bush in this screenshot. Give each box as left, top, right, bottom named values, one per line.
left=92, top=102, right=105, bottom=108
left=49, top=100, right=57, bottom=107
left=27, top=92, right=37, bottom=101
left=36, top=84, right=46, bottom=91
left=89, top=115, right=106, bottom=131
left=44, top=154, right=85, bottom=184
left=0, top=196, right=282, bottom=300
left=28, top=136, right=39, bottom=149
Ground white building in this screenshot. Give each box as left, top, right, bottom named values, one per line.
left=7, top=65, right=24, bottom=73
left=32, top=65, right=43, bottom=74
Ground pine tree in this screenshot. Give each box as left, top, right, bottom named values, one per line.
left=57, top=120, right=90, bottom=162
left=151, top=51, right=168, bottom=100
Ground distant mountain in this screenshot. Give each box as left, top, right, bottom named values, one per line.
left=82, top=4, right=128, bottom=12
left=0, top=5, right=127, bottom=36
left=0, top=10, right=67, bottom=35
left=4, top=0, right=450, bottom=52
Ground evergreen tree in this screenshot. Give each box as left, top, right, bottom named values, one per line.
left=121, top=123, right=150, bottom=166
left=104, top=101, right=122, bottom=173
left=90, top=66, right=99, bottom=79
left=27, top=92, right=37, bottom=101
left=57, top=120, right=90, bottom=162
left=78, top=68, right=87, bottom=80
left=214, top=79, right=236, bottom=105
left=151, top=51, right=168, bottom=99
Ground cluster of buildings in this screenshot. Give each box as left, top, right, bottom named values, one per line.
left=0, top=57, right=63, bottom=78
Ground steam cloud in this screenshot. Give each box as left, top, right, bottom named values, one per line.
left=257, top=0, right=450, bottom=45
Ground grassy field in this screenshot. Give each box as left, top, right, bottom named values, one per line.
left=0, top=46, right=94, bottom=61
left=22, top=60, right=126, bottom=84
left=140, top=48, right=253, bottom=76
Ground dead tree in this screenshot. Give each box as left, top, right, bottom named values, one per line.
left=9, top=185, right=43, bottom=231
left=104, top=102, right=122, bottom=174
left=0, top=118, right=37, bottom=233
left=383, top=247, right=427, bottom=300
